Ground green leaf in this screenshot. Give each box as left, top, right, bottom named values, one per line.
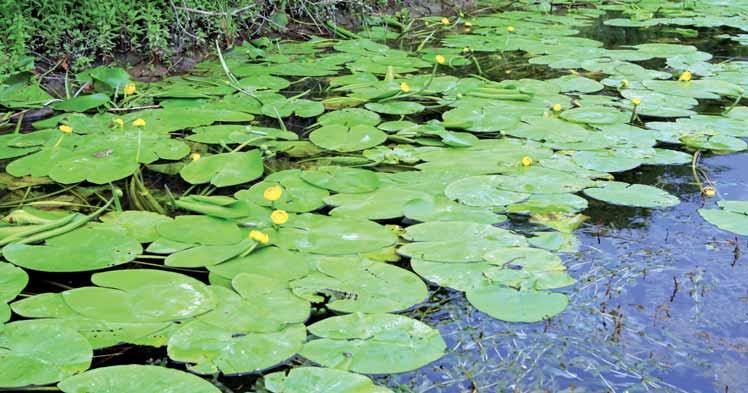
left=58, top=365, right=221, bottom=393
left=466, top=286, right=569, bottom=322
left=264, top=367, right=393, bottom=393
left=0, top=320, right=92, bottom=388
left=583, top=181, right=679, bottom=208
left=300, top=313, right=446, bottom=374
left=180, top=150, right=264, bottom=187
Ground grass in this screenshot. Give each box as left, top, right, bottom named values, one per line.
left=0, top=0, right=393, bottom=78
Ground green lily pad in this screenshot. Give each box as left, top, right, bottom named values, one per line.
left=3, top=226, right=142, bottom=272
left=180, top=150, right=264, bottom=187
left=99, top=211, right=173, bottom=243
left=0, top=320, right=92, bottom=388
left=445, top=175, right=530, bottom=207
left=157, top=215, right=242, bottom=246
left=264, top=367, right=393, bottom=393
left=52, top=93, right=110, bottom=112
left=207, top=247, right=310, bottom=283
left=403, top=195, right=506, bottom=224
left=560, top=106, right=629, bottom=125
left=325, top=186, right=430, bottom=220
left=57, top=365, right=221, bottom=393
left=62, top=269, right=216, bottom=323
left=168, top=321, right=306, bottom=375
left=300, top=313, right=446, bottom=374
left=274, top=214, right=397, bottom=255
left=301, top=166, right=380, bottom=193
left=0, top=262, right=28, bottom=304
left=465, top=286, right=569, bottom=322
left=699, top=200, right=748, bottom=235
left=235, top=169, right=329, bottom=213
left=442, top=105, right=520, bottom=132
left=291, top=257, right=427, bottom=313
left=583, top=182, right=679, bottom=208
left=365, top=101, right=425, bottom=115
left=310, top=124, right=387, bottom=152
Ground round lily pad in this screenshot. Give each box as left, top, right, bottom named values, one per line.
left=57, top=365, right=221, bottom=393
left=291, top=257, right=427, bottom=313
left=235, top=169, right=329, bottom=212
left=560, top=106, right=628, bottom=125
left=180, top=150, right=264, bottom=187
left=300, top=313, right=446, bottom=374
left=3, top=226, right=142, bottom=272
left=62, top=269, right=216, bottom=323
left=274, top=214, right=397, bottom=255
left=699, top=201, right=748, bottom=235
left=466, top=286, right=569, bottom=322
left=156, top=215, right=242, bottom=246
left=301, top=166, right=380, bottom=193
left=0, top=320, right=92, bottom=388
left=583, top=182, right=679, bottom=208
left=264, top=367, right=393, bottom=393
left=310, top=124, right=387, bottom=152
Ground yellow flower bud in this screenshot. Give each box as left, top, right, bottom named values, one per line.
left=123, top=83, right=137, bottom=95
left=702, top=186, right=716, bottom=197
left=620, top=79, right=630, bottom=88
left=679, top=71, right=692, bottom=82
left=464, top=21, right=473, bottom=27
left=507, top=26, right=515, bottom=33
left=441, top=17, right=450, bottom=25
left=400, top=82, right=411, bottom=93
left=190, top=153, right=201, bottom=161
left=263, top=185, right=283, bottom=201
left=58, top=124, right=73, bottom=134
left=271, top=209, right=289, bottom=225
left=462, top=47, right=471, bottom=53
left=435, top=55, right=446, bottom=65
left=551, top=103, right=562, bottom=112
left=132, top=118, right=146, bottom=127
left=249, top=230, right=269, bottom=244
left=521, top=156, right=533, bottom=167
left=631, top=98, right=641, bottom=106
left=113, top=118, right=124, bottom=127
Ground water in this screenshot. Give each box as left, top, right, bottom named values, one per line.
left=364, top=16, right=748, bottom=393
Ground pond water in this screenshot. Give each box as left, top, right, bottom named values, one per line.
left=2, top=1, right=748, bottom=393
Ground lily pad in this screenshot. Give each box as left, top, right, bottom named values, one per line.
left=301, top=166, right=380, bottom=193
left=583, top=182, right=679, bottom=208
left=466, top=286, right=569, bottom=322
left=264, top=367, right=393, bottom=393
left=0, top=320, right=92, bottom=388
left=235, top=169, right=329, bottom=213
left=3, top=226, right=142, bottom=272
left=300, top=313, right=446, bottom=374
left=57, top=365, right=221, bottom=393
left=180, top=150, right=264, bottom=187
left=699, top=200, right=748, bottom=235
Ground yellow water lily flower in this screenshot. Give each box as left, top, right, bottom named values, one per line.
left=58, top=124, right=73, bottom=134
left=464, top=21, right=473, bottom=28
left=521, top=156, right=533, bottom=166
left=271, top=209, right=289, bottom=225
left=551, top=103, right=562, bottom=112
left=400, top=82, right=411, bottom=93
left=702, top=186, right=716, bottom=197
left=620, top=79, right=630, bottom=88
left=123, top=83, right=137, bottom=95
left=132, top=118, right=146, bottom=127
left=441, top=17, right=450, bottom=25
left=631, top=97, right=641, bottom=106
left=679, top=70, right=692, bottom=82
left=190, top=152, right=201, bottom=161
left=435, top=55, right=446, bottom=65
left=113, top=118, right=124, bottom=127
left=263, top=185, right=283, bottom=201
left=462, top=47, right=471, bottom=53
left=249, top=230, right=269, bottom=244
left=507, top=26, right=515, bottom=33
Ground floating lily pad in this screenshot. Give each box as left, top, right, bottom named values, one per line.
left=0, top=320, right=92, bottom=388
left=403, top=195, right=505, bottom=224
left=466, top=286, right=569, bottom=322
left=699, top=200, right=748, bottom=235
left=62, top=269, right=215, bottom=323
left=180, top=150, right=264, bottom=187
left=264, top=367, right=393, bottom=393
left=583, top=182, right=679, bottom=208
left=99, top=211, right=173, bottom=243
left=57, top=365, right=221, bottom=393
left=365, top=101, right=425, bottom=115
left=560, top=106, right=628, bottom=125
left=235, top=169, right=329, bottom=213
left=274, top=214, right=397, bottom=255
left=3, top=226, right=142, bottom=272
left=168, top=321, right=305, bottom=375
left=291, top=257, right=427, bottom=313
left=300, top=166, right=380, bottom=193
left=157, top=215, right=242, bottom=246
left=310, top=124, right=387, bottom=152
left=300, top=313, right=446, bottom=374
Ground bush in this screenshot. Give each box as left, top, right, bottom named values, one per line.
left=0, top=0, right=388, bottom=76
